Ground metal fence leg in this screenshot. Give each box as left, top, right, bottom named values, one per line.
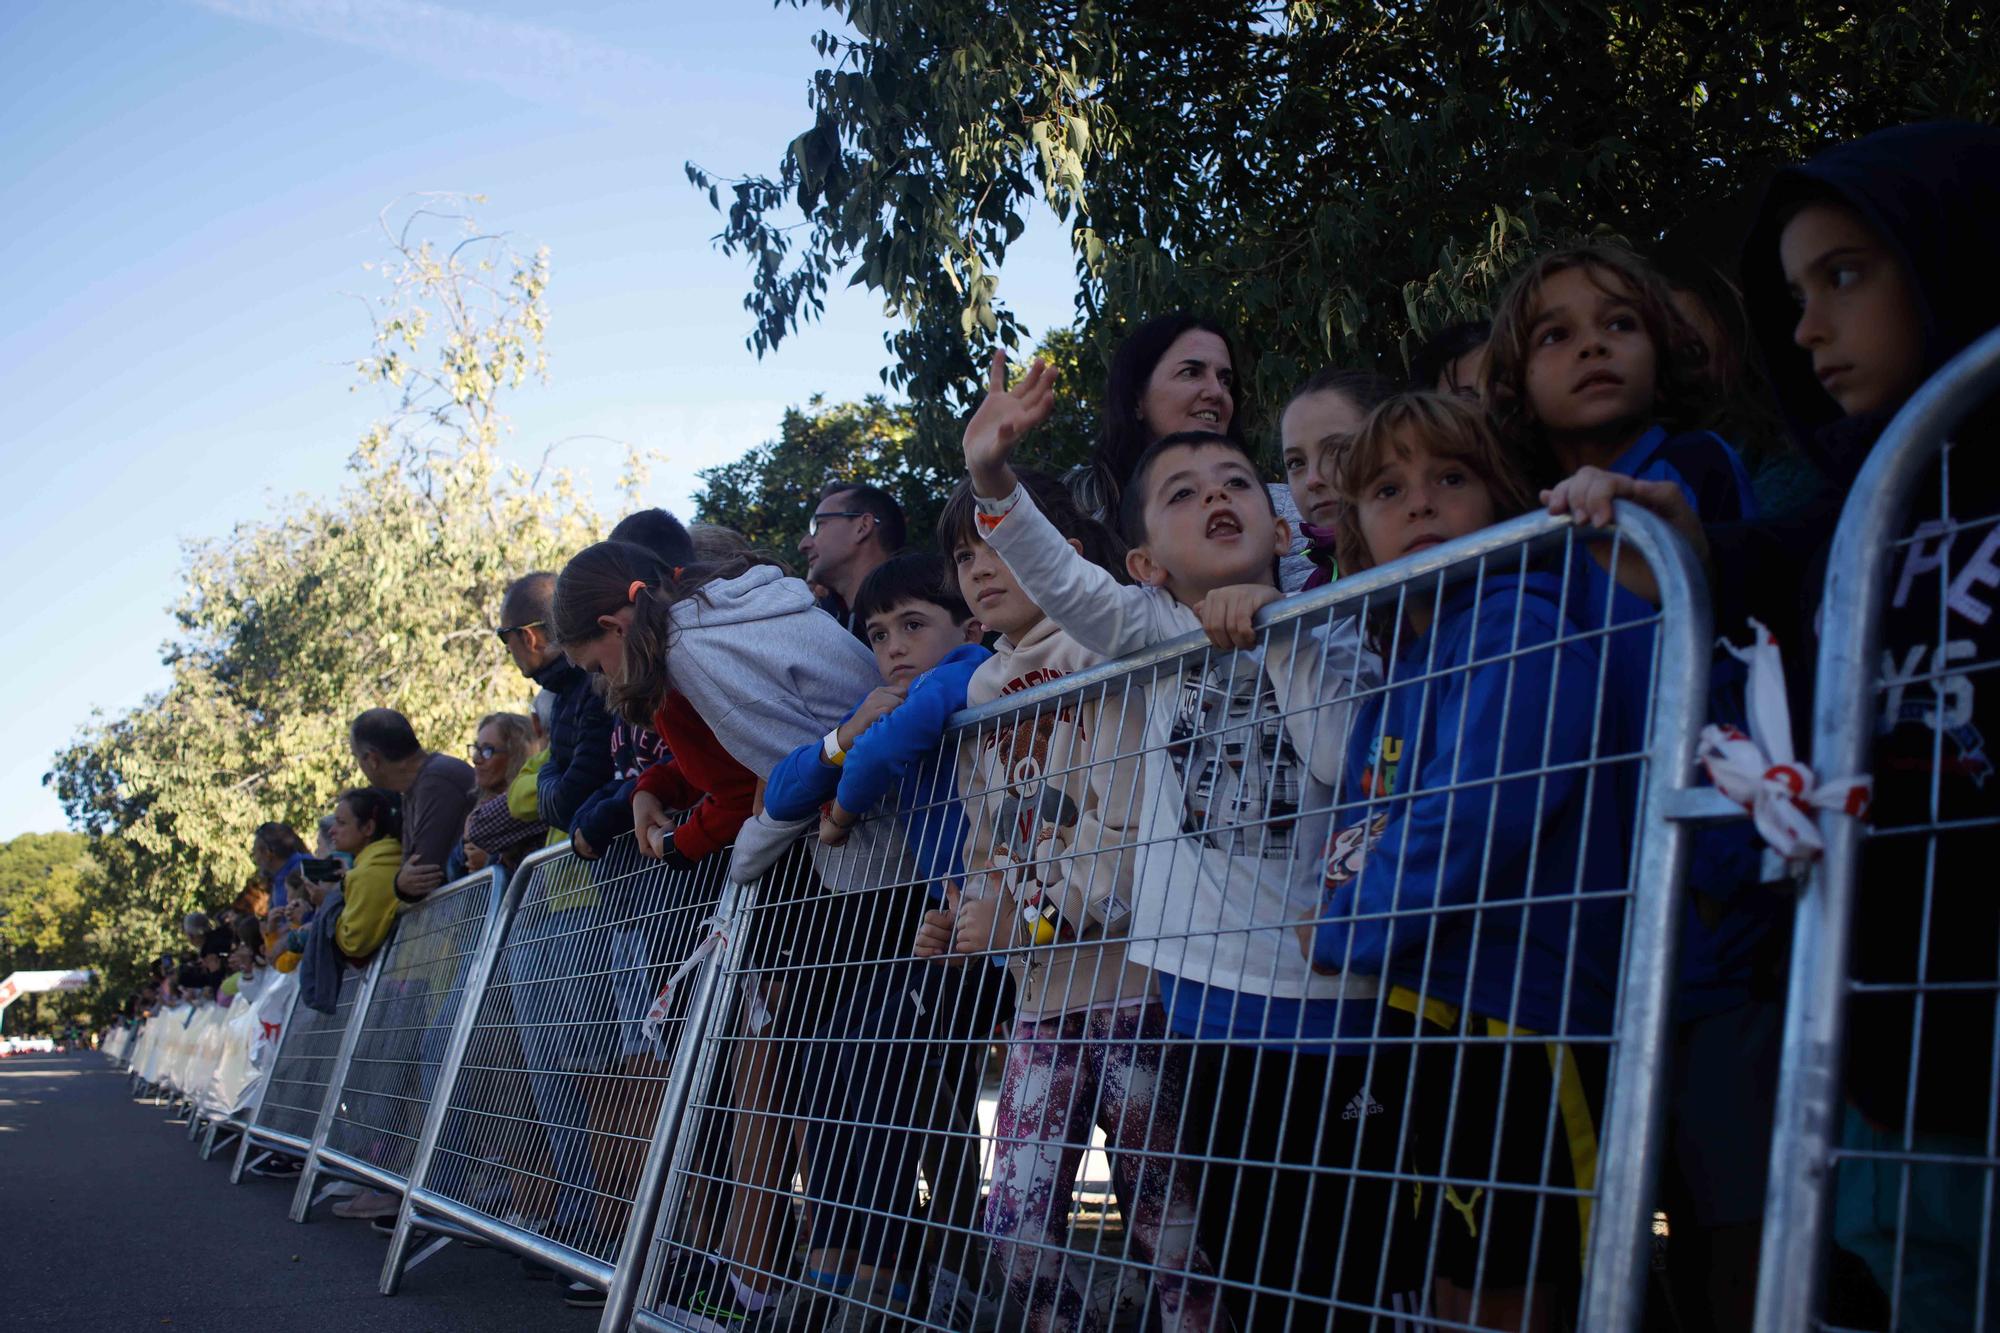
left=380, top=867, right=518, bottom=1296
left=598, top=878, right=757, bottom=1333
left=1580, top=509, right=1711, bottom=1333
left=288, top=958, right=387, bottom=1223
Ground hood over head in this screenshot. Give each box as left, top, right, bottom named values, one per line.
left=1741, top=120, right=2000, bottom=481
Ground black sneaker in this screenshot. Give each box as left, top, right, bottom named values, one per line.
left=562, top=1279, right=606, bottom=1309
left=247, top=1155, right=303, bottom=1179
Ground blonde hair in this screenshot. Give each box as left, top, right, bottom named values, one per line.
left=1332, top=392, right=1539, bottom=579
left=474, top=711, right=537, bottom=790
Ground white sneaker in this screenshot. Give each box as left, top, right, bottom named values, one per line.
left=321, top=1180, right=363, bottom=1199
left=928, top=1267, right=1001, bottom=1331
left=330, top=1188, right=402, bottom=1219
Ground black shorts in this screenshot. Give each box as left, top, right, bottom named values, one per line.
left=1408, top=1004, right=1609, bottom=1293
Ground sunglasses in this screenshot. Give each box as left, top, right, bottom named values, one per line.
left=807, top=510, right=867, bottom=537
left=495, top=620, right=545, bottom=643
left=469, top=742, right=502, bottom=761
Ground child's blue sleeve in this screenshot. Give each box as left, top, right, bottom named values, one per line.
left=1314, top=594, right=1600, bottom=975
left=764, top=724, right=848, bottom=823
left=836, top=657, right=978, bottom=816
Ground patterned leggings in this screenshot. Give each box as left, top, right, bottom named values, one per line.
left=985, top=1002, right=1222, bottom=1333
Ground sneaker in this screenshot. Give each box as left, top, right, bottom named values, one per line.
left=562, top=1279, right=606, bottom=1309
left=246, top=1155, right=303, bottom=1179
left=330, top=1188, right=402, bottom=1220
left=927, top=1267, right=1000, bottom=1332
left=320, top=1180, right=363, bottom=1199
left=661, top=1270, right=778, bottom=1333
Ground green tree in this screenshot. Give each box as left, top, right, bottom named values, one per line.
left=46, top=198, right=605, bottom=1002
left=694, top=329, right=1098, bottom=557
left=691, top=0, right=1998, bottom=458
left=0, top=831, right=117, bottom=1031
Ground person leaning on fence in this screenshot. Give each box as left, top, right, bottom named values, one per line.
left=496, top=570, right=614, bottom=843
left=448, top=710, right=538, bottom=877
left=963, top=353, right=1415, bottom=1326
left=1315, top=393, right=1637, bottom=1330
left=913, top=469, right=1230, bottom=1332
left=1486, top=238, right=1781, bottom=1331
left=762, top=550, right=1005, bottom=1315
left=348, top=708, right=476, bottom=903
left=1550, top=119, right=2000, bottom=1331
left=553, top=535, right=915, bottom=1326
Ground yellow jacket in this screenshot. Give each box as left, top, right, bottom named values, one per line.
left=509, top=750, right=548, bottom=822
left=335, top=837, right=404, bottom=962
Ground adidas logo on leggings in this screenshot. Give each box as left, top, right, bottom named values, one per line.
left=1343, top=1091, right=1385, bottom=1120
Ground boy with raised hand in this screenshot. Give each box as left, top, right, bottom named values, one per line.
left=960, top=352, right=1414, bottom=1326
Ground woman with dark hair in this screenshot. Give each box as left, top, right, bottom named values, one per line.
left=1073, top=311, right=1320, bottom=589
left=250, top=822, right=310, bottom=915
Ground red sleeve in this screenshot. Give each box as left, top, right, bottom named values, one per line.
left=633, top=756, right=701, bottom=810
left=654, top=695, right=759, bottom=862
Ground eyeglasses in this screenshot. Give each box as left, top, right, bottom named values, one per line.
left=495, top=620, right=545, bottom=643
left=807, top=510, right=867, bottom=537
left=468, top=743, right=501, bottom=760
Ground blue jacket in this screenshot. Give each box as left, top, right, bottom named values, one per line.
left=1312, top=574, right=1630, bottom=1035
left=572, top=718, right=672, bottom=856
left=1594, top=424, right=1783, bottom=1020
left=532, top=656, right=615, bottom=835
left=765, top=642, right=991, bottom=894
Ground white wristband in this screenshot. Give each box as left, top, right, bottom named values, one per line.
left=822, top=727, right=847, bottom=767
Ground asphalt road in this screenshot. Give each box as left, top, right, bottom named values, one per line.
left=0, top=1051, right=603, bottom=1332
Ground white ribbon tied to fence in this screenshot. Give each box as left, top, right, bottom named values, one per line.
left=1697, top=619, right=1873, bottom=873
left=640, top=914, right=733, bottom=1047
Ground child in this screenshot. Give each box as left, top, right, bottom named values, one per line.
left=553, top=538, right=916, bottom=1328
left=1278, top=367, right=1397, bottom=589
left=1487, top=240, right=1757, bottom=522
left=762, top=550, right=1004, bottom=1315
left=1411, top=319, right=1492, bottom=400
left=1491, top=240, right=1783, bottom=1326
left=917, top=468, right=1220, bottom=1333
left=1318, top=392, right=1634, bottom=1329
left=1549, top=119, right=2000, bottom=1331
left=961, top=352, right=1408, bottom=1327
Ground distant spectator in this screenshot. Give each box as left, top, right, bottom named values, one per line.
left=449, top=712, right=541, bottom=877
left=349, top=707, right=477, bottom=902
left=797, top=483, right=906, bottom=632
left=497, top=572, right=613, bottom=838
left=1410, top=318, right=1492, bottom=399
left=608, top=507, right=697, bottom=568
left=249, top=822, right=310, bottom=914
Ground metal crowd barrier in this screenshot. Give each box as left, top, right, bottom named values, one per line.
left=292, top=866, right=504, bottom=1220
left=379, top=833, right=737, bottom=1297
left=1755, top=326, right=2000, bottom=1332
left=608, top=505, right=1709, bottom=1333
left=231, top=956, right=368, bottom=1181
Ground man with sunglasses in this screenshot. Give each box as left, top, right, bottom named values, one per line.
left=497, top=571, right=613, bottom=840
left=797, top=483, right=907, bottom=635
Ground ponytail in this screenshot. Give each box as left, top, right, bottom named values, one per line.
left=337, top=787, right=403, bottom=844
left=552, top=539, right=775, bottom=728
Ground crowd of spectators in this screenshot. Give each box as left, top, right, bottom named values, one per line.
left=115, top=121, right=1999, bottom=1331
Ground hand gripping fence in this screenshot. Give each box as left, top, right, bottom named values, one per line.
left=599, top=503, right=1712, bottom=1333
left=1753, top=325, right=2000, bottom=1333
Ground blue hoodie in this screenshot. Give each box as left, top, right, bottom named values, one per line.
left=765, top=642, right=991, bottom=896
left=1587, top=424, right=1780, bottom=1021
left=1312, top=573, right=1631, bottom=1035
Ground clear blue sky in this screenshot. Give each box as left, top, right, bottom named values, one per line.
left=0, top=0, right=1078, bottom=840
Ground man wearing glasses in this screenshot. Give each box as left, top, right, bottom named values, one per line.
left=496, top=571, right=614, bottom=839
left=797, top=483, right=907, bottom=634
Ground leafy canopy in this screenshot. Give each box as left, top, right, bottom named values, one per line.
left=691, top=0, right=1999, bottom=458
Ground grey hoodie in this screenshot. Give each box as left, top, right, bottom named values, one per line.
left=666, top=566, right=916, bottom=891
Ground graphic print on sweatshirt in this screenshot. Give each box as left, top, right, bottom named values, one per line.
left=1878, top=514, right=2000, bottom=806
left=1323, top=731, right=1402, bottom=897
left=1165, top=649, right=1304, bottom=859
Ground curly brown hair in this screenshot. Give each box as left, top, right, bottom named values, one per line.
left=1331, top=393, right=1539, bottom=581
left=1485, top=241, right=1716, bottom=486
